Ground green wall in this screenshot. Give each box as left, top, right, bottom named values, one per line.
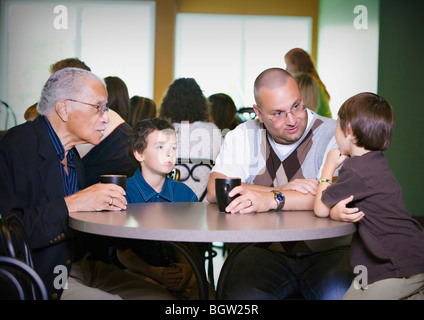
left=317, top=0, right=379, bottom=118
left=378, top=0, right=424, bottom=216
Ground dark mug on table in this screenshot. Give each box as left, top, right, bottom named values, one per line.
left=100, top=174, right=127, bottom=190
left=215, top=178, right=241, bottom=212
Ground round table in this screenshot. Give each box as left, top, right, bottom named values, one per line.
left=69, top=202, right=356, bottom=299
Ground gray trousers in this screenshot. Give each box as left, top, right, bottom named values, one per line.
left=343, top=273, right=424, bottom=300
left=61, top=254, right=176, bottom=300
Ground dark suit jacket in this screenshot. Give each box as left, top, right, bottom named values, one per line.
left=0, top=116, right=85, bottom=299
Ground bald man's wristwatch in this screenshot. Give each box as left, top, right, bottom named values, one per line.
left=271, top=190, right=285, bottom=211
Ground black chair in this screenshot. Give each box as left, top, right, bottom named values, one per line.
left=0, top=256, right=48, bottom=300
left=236, top=107, right=257, bottom=123
left=174, top=158, right=214, bottom=202
left=0, top=100, right=17, bottom=130
left=0, top=212, right=34, bottom=268
left=0, top=212, right=48, bottom=300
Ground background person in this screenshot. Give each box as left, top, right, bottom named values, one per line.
left=104, top=76, right=131, bottom=123
left=284, top=48, right=332, bottom=118
left=49, top=57, right=91, bottom=74
left=207, top=93, right=239, bottom=136
left=293, top=72, right=318, bottom=113
left=129, top=95, right=157, bottom=127
left=24, top=102, right=39, bottom=121
left=159, top=78, right=222, bottom=162
left=76, top=107, right=138, bottom=186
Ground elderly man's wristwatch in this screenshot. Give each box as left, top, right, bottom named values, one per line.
left=271, top=190, right=285, bottom=211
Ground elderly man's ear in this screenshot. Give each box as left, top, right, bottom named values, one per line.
left=55, top=100, right=69, bottom=122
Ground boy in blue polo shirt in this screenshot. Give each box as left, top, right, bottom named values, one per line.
left=115, top=118, right=199, bottom=299
left=125, top=118, right=197, bottom=203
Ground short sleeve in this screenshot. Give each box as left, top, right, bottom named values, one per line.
left=321, top=166, right=369, bottom=208
left=211, top=126, right=251, bottom=181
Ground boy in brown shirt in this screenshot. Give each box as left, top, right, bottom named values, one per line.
left=314, top=92, right=424, bottom=299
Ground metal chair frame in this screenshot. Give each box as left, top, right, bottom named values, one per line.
left=0, top=100, right=17, bottom=130
left=0, top=256, right=48, bottom=300
left=0, top=212, right=48, bottom=300
left=0, top=212, right=34, bottom=267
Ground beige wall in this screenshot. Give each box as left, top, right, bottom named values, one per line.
left=154, top=0, right=177, bottom=106
left=153, top=0, right=319, bottom=105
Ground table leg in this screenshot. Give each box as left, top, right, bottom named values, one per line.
left=215, top=243, right=256, bottom=300
left=167, top=242, right=209, bottom=300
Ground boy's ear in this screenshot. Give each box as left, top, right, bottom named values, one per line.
left=134, top=150, right=144, bottom=162
left=346, top=123, right=358, bottom=143
left=343, top=122, right=352, bottom=136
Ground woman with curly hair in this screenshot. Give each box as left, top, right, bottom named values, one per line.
left=159, top=78, right=222, bottom=162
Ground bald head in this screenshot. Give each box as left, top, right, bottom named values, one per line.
left=252, top=67, right=307, bottom=145
left=254, top=68, right=296, bottom=105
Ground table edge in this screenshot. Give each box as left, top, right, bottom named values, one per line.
left=69, top=215, right=356, bottom=243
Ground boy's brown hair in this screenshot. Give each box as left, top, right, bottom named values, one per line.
left=338, top=92, right=394, bottom=151
left=128, top=118, right=175, bottom=164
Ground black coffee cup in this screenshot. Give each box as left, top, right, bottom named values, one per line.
left=100, top=174, right=127, bottom=190
left=215, top=178, right=241, bottom=212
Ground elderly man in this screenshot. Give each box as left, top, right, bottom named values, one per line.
left=207, top=67, right=352, bottom=300
left=0, top=68, right=173, bottom=300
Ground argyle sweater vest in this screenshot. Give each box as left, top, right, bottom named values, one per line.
left=253, top=118, right=326, bottom=187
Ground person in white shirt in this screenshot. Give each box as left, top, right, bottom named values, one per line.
left=207, top=67, right=352, bottom=300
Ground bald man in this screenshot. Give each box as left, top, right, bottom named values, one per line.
left=207, top=67, right=352, bottom=300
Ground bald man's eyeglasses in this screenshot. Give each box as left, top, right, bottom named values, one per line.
left=65, top=99, right=109, bottom=115
left=256, top=104, right=306, bottom=124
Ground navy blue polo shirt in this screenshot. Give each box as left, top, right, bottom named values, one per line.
left=126, top=168, right=198, bottom=203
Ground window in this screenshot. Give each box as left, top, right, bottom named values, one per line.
left=175, top=13, right=312, bottom=109
left=0, top=0, right=155, bottom=128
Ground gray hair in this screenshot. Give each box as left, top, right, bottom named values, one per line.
left=37, top=67, right=105, bottom=115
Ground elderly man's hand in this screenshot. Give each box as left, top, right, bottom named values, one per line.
left=65, top=183, right=127, bottom=212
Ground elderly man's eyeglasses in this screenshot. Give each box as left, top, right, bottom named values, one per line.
left=256, top=104, right=306, bottom=123
left=65, top=98, right=109, bottom=115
